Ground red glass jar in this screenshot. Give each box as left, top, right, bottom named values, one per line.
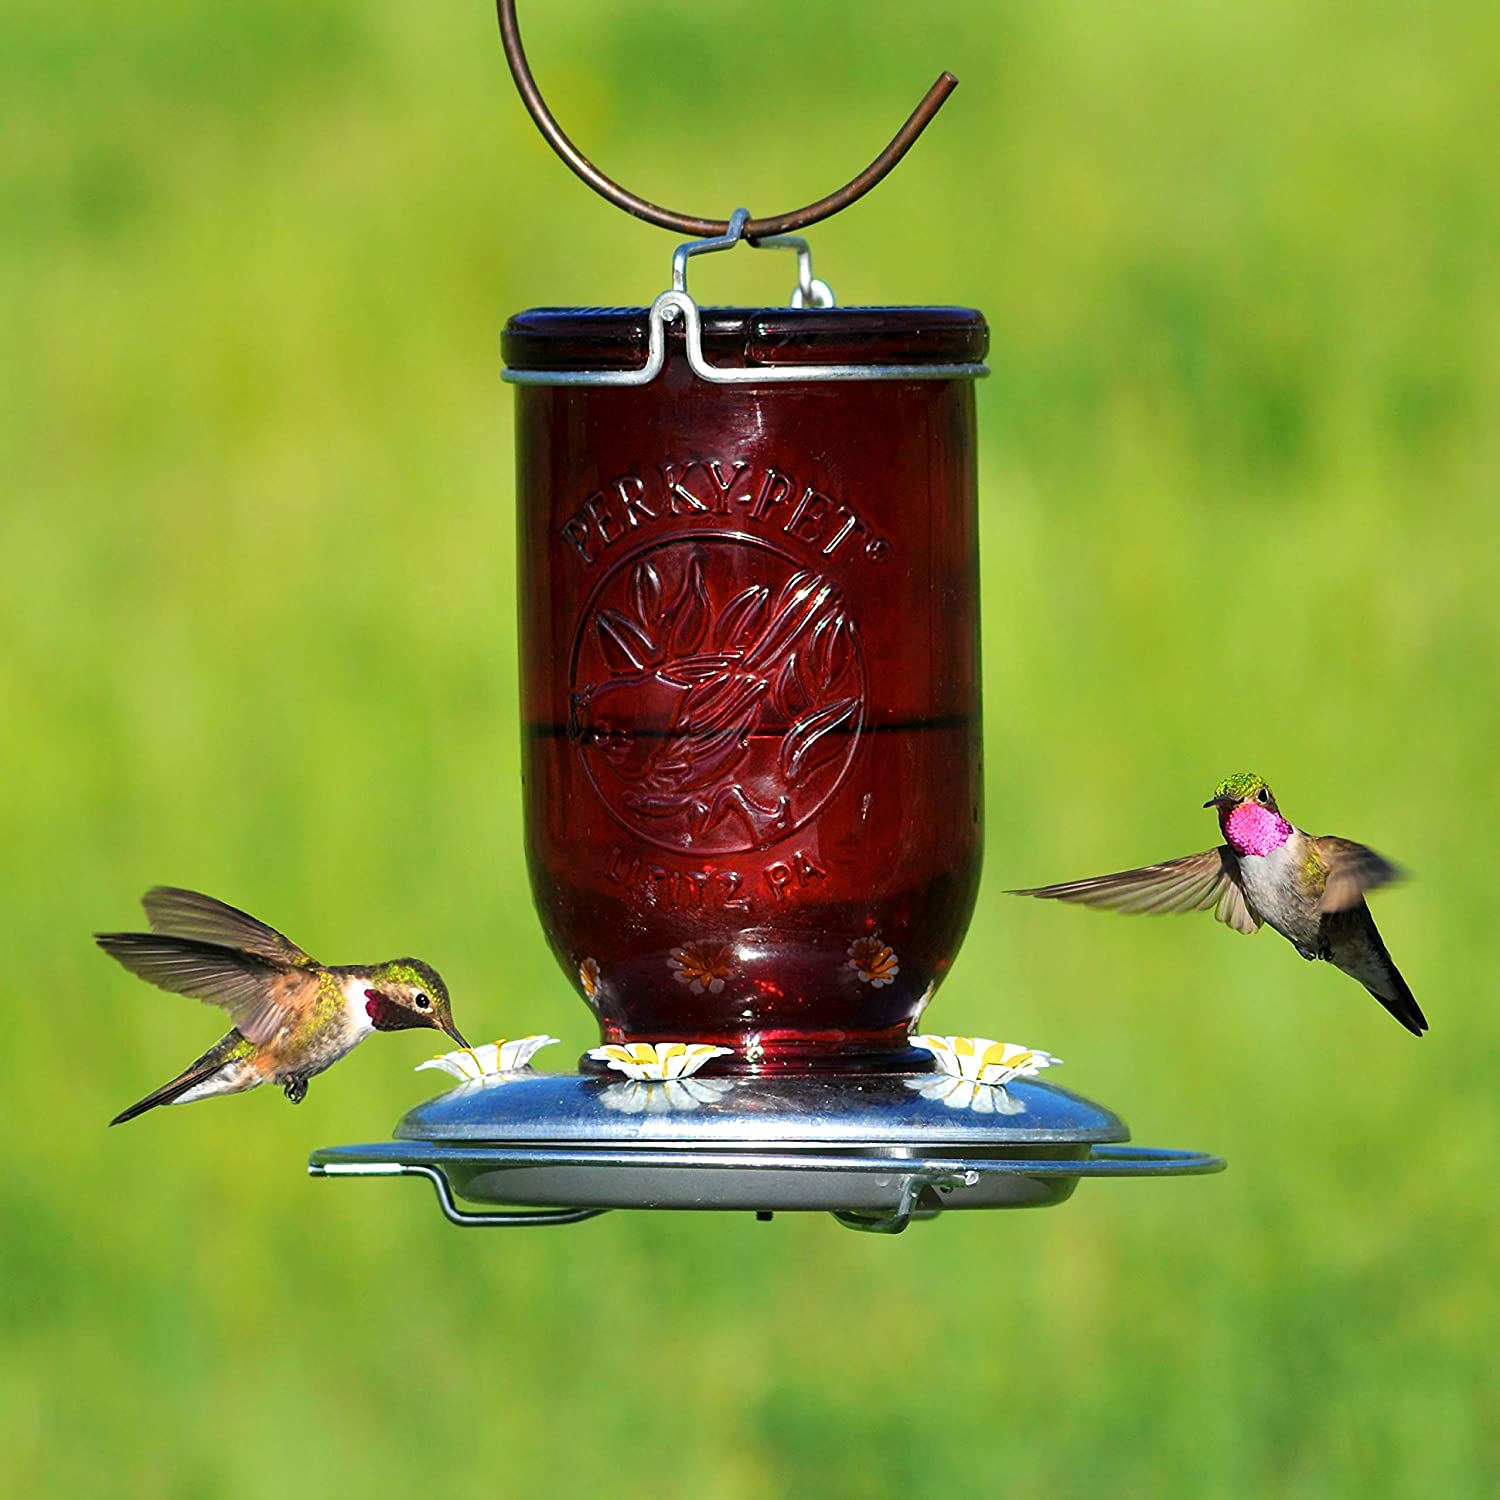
left=507, top=303, right=987, bottom=1072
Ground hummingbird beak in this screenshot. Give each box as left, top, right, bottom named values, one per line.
left=439, top=1016, right=469, bottom=1048
left=1203, top=794, right=1235, bottom=809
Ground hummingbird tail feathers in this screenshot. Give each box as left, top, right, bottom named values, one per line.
left=1357, top=951, right=1427, bottom=1038
left=1333, top=908, right=1428, bottom=1037
left=110, top=1059, right=230, bottom=1126
left=110, top=1032, right=256, bottom=1125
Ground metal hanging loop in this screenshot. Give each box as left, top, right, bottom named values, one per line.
left=496, top=0, right=958, bottom=241
left=667, top=207, right=835, bottom=308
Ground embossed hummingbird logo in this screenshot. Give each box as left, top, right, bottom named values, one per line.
left=571, top=556, right=863, bottom=845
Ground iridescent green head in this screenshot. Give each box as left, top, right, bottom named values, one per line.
left=1203, top=772, right=1279, bottom=813
left=364, top=958, right=466, bottom=1047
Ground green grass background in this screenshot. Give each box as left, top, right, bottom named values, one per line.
left=4, top=2, right=1497, bottom=1495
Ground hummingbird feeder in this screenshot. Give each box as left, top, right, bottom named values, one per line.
left=310, top=1, right=1223, bottom=1231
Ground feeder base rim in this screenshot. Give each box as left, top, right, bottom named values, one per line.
left=308, top=1141, right=1225, bottom=1231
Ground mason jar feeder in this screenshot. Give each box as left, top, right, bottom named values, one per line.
left=310, top=2, right=1223, bottom=1231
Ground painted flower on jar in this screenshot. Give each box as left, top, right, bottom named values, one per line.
left=669, top=943, right=735, bottom=995
left=848, top=935, right=900, bottom=988
left=579, top=957, right=601, bottom=1005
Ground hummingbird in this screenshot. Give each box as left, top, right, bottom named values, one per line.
left=1010, top=773, right=1426, bottom=1036
left=97, top=887, right=467, bottom=1125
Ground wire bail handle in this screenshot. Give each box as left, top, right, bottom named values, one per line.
left=670, top=208, right=836, bottom=311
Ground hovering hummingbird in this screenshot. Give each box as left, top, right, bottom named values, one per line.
left=97, top=887, right=467, bottom=1125
left=1010, top=773, right=1426, bottom=1036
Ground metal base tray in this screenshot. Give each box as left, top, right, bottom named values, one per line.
left=310, top=1141, right=1224, bottom=1233
left=310, top=1073, right=1223, bottom=1233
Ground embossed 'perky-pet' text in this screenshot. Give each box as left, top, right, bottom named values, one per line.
left=559, top=458, right=890, bottom=568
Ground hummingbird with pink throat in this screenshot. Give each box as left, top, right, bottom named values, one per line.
left=97, top=887, right=467, bottom=1124
left=1011, top=773, right=1426, bottom=1036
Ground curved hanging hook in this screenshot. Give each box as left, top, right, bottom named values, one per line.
left=496, top=0, right=958, bottom=241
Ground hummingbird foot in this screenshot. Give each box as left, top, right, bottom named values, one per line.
left=283, top=1075, right=309, bottom=1105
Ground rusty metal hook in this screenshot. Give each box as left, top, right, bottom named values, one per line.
left=496, top=0, right=958, bottom=241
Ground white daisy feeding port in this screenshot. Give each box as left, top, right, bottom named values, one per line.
left=310, top=13, right=1225, bottom=1231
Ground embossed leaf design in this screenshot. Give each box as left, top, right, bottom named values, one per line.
left=715, top=584, right=770, bottom=654
left=757, top=571, right=833, bottom=672
left=773, top=569, right=816, bottom=615
left=775, top=654, right=810, bottom=721
left=631, top=561, right=665, bottom=627
left=780, top=695, right=860, bottom=783
left=807, top=613, right=832, bottom=683
left=794, top=642, right=817, bottom=709
left=596, top=609, right=659, bottom=672
left=669, top=557, right=711, bottom=656
left=811, top=610, right=853, bottom=690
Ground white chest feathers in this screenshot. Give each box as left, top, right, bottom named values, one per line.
left=340, top=974, right=379, bottom=1040
left=1235, top=833, right=1318, bottom=946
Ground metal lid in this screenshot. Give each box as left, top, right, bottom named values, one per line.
left=502, top=305, right=989, bottom=374
left=393, top=1070, right=1128, bottom=1147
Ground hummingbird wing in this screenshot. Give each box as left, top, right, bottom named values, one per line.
left=94, top=932, right=301, bottom=1046
left=1010, top=847, right=1262, bottom=933
left=645, top=674, right=765, bottom=793
left=656, top=655, right=736, bottom=688
left=1310, top=838, right=1402, bottom=915
left=142, top=887, right=315, bottom=965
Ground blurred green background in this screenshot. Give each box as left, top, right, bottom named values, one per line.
left=4, top=1, right=1497, bottom=1495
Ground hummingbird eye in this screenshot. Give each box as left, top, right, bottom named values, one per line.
left=414, top=992, right=431, bottom=1010
left=1256, top=787, right=1269, bottom=804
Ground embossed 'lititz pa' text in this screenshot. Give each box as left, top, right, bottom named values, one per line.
left=559, top=459, right=890, bottom=567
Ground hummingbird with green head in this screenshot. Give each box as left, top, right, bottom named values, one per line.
left=1011, top=773, right=1426, bottom=1036
left=97, top=887, right=468, bottom=1125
